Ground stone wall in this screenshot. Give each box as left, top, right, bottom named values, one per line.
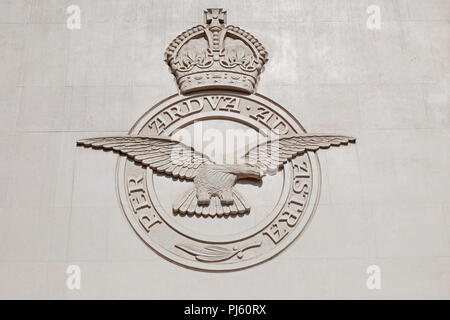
left=0, top=0, right=448, bottom=299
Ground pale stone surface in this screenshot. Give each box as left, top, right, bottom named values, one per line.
left=23, top=24, right=70, bottom=86
left=0, top=87, right=22, bottom=132
left=372, top=204, right=449, bottom=257
left=0, top=0, right=31, bottom=23
left=0, top=0, right=449, bottom=299
left=0, top=24, right=25, bottom=86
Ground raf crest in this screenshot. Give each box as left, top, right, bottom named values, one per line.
left=75, top=9, right=357, bottom=271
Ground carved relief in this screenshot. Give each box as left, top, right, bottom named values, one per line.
left=75, top=9, right=357, bottom=271
left=77, top=134, right=354, bottom=217
left=175, top=242, right=262, bottom=262
left=164, top=9, right=268, bottom=94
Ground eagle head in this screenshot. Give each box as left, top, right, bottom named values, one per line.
left=224, top=164, right=264, bottom=180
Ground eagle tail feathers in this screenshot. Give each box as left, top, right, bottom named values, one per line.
left=173, top=187, right=250, bottom=218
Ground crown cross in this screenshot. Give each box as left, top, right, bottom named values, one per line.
left=204, top=8, right=226, bottom=28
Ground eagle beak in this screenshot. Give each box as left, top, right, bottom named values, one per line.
left=234, top=165, right=264, bottom=180
left=248, top=167, right=264, bottom=179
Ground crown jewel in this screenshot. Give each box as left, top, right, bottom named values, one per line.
left=164, top=9, right=268, bottom=94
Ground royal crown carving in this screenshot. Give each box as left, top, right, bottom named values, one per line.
left=164, top=8, right=269, bottom=94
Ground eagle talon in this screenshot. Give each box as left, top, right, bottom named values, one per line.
left=220, top=190, right=234, bottom=205
left=197, top=191, right=211, bottom=205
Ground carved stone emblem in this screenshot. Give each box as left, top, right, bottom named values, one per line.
left=76, top=9, right=356, bottom=271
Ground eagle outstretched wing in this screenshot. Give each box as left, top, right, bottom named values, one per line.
left=242, top=134, right=356, bottom=173
left=77, top=136, right=213, bottom=180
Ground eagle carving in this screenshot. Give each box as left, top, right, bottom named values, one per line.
left=77, top=134, right=355, bottom=216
